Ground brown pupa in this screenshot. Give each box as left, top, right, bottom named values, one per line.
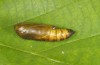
left=14, top=22, right=75, bottom=41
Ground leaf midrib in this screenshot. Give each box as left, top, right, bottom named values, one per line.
left=0, top=41, right=65, bottom=64
left=0, top=33, right=100, bottom=64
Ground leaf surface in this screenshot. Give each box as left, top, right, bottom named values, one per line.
left=0, top=0, right=100, bottom=65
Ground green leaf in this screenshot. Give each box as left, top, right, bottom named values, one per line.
left=0, top=0, right=100, bottom=65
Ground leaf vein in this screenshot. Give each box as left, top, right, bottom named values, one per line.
left=39, top=34, right=100, bottom=53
